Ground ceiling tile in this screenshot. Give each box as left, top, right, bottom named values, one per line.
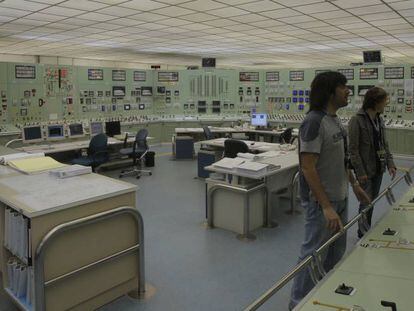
left=207, top=7, right=250, bottom=18
left=236, top=0, right=283, bottom=12
left=390, top=1, right=414, bottom=10
left=152, top=6, right=195, bottom=17
left=59, top=0, right=109, bottom=11
left=120, top=0, right=169, bottom=10
left=96, top=6, right=141, bottom=17
left=179, top=12, right=218, bottom=22
left=40, top=6, right=87, bottom=17
left=295, top=2, right=338, bottom=14
left=230, top=13, right=269, bottom=23
left=0, top=7, right=31, bottom=18
left=78, top=12, right=117, bottom=21
left=129, top=12, right=169, bottom=22
left=348, top=4, right=392, bottom=15
left=332, top=0, right=382, bottom=9
left=179, top=0, right=227, bottom=11
left=0, top=0, right=50, bottom=11
left=261, top=8, right=302, bottom=19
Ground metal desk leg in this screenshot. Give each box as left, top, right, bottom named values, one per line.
left=237, top=192, right=256, bottom=241
left=264, top=178, right=278, bottom=228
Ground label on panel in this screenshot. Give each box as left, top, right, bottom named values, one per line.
left=289, top=71, right=304, bottom=81
left=360, top=68, right=378, bottom=80
left=338, top=68, right=354, bottom=80
left=112, top=70, right=126, bottom=81
left=88, top=69, right=103, bottom=80
left=266, top=71, right=279, bottom=81
left=240, top=72, right=259, bottom=82
left=384, top=67, right=404, bottom=79
left=15, top=65, right=36, bottom=79
left=133, top=71, right=146, bottom=81
left=158, top=72, right=179, bottom=82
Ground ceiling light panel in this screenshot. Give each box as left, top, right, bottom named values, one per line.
left=40, top=6, right=86, bottom=17
left=119, top=0, right=169, bottom=11
left=207, top=7, right=249, bottom=18
left=179, top=0, right=227, bottom=11
left=0, top=0, right=50, bottom=11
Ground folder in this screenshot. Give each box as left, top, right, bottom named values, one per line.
left=7, top=156, right=66, bottom=174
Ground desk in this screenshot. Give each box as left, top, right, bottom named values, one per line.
left=199, top=137, right=293, bottom=153
left=205, top=151, right=299, bottom=238
left=0, top=148, right=145, bottom=310
left=17, top=137, right=134, bottom=155
left=296, top=186, right=414, bottom=310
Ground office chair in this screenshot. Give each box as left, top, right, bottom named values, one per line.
left=224, top=139, right=249, bottom=158
left=202, top=125, right=214, bottom=140
left=71, top=133, right=109, bottom=172
left=119, top=128, right=152, bottom=179
left=279, top=127, right=293, bottom=144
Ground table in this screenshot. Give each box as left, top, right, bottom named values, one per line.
left=199, top=137, right=292, bottom=153
left=296, top=185, right=414, bottom=310
left=0, top=148, right=145, bottom=311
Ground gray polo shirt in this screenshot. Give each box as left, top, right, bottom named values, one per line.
left=299, top=110, right=349, bottom=202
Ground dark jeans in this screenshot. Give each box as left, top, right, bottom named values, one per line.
left=289, top=198, right=348, bottom=310
left=358, top=174, right=383, bottom=237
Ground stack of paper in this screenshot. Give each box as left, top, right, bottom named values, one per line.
left=0, top=152, right=45, bottom=165
left=7, top=156, right=66, bottom=174
left=236, top=161, right=269, bottom=175
left=213, top=157, right=245, bottom=169
left=49, top=164, right=92, bottom=179
left=258, top=151, right=284, bottom=158
left=237, top=152, right=261, bottom=160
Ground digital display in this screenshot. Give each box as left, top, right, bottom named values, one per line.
left=88, top=69, right=103, bottom=80
left=338, top=68, right=354, bottom=80
left=112, top=86, right=125, bottom=98
left=90, top=122, right=103, bottom=136
left=266, top=71, right=279, bottom=81
left=23, top=126, right=42, bottom=142
left=15, top=65, right=36, bottom=79
left=158, top=72, right=179, bottom=82
left=105, top=121, right=121, bottom=137
left=251, top=113, right=267, bottom=126
left=239, top=72, right=259, bottom=82
left=112, top=70, right=126, bottom=81
left=289, top=71, right=304, bottom=81
left=360, top=68, right=378, bottom=80
left=384, top=67, right=404, bottom=79
left=134, top=71, right=146, bottom=81
left=48, top=125, right=64, bottom=139
left=363, top=50, right=381, bottom=63
left=69, top=123, right=84, bottom=137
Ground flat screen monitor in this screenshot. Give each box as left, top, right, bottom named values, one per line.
left=251, top=113, right=267, bottom=127
left=22, top=126, right=43, bottom=143
left=105, top=121, right=121, bottom=137
left=47, top=124, right=65, bottom=140
left=90, top=122, right=104, bottom=136
left=68, top=123, right=84, bottom=137
left=363, top=50, right=381, bottom=63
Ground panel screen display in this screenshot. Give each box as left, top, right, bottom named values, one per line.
left=48, top=125, right=64, bottom=139
left=289, top=71, right=304, bottom=81
left=23, top=126, right=42, bottom=142
left=360, top=68, right=378, bottom=80
left=69, top=123, right=84, bottom=137
left=251, top=113, right=267, bottom=126
left=384, top=67, right=404, bottom=79
left=88, top=69, right=103, bottom=80
left=240, top=72, right=259, bottom=82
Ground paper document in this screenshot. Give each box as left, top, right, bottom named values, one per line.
left=0, top=152, right=45, bottom=165
left=237, top=152, right=260, bottom=160
left=259, top=151, right=284, bottom=158
left=213, top=157, right=245, bottom=169
left=7, top=156, right=66, bottom=174
left=237, top=161, right=269, bottom=173
left=49, top=164, right=92, bottom=178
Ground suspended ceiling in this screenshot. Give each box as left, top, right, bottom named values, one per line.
left=0, top=0, right=414, bottom=68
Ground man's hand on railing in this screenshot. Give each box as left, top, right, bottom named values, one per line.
left=352, top=183, right=371, bottom=205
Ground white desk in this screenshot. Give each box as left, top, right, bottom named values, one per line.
left=296, top=186, right=414, bottom=310
left=199, top=137, right=295, bottom=153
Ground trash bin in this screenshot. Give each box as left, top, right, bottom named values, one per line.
left=145, top=151, right=155, bottom=167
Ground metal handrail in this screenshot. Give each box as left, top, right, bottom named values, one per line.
left=34, top=206, right=145, bottom=311
left=244, top=167, right=413, bottom=311
left=5, top=138, right=22, bottom=148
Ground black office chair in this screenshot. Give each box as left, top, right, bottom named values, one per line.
left=71, top=133, right=109, bottom=172
left=202, top=125, right=214, bottom=140
left=279, top=128, right=293, bottom=144
left=119, top=129, right=152, bottom=179
left=224, top=139, right=249, bottom=158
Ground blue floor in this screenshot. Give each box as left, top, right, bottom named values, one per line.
left=1, top=145, right=413, bottom=311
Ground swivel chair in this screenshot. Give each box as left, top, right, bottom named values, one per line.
left=202, top=125, right=214, bottom=140
left=119, top=128, right=152, bottom=179
left=71, top=133, right=109, bottom=172
left=224, top=139, right=249, bottom=158
left=279, top=127, right=293, bottom=144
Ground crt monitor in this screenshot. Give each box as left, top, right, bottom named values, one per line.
left=22, top=126, right=43, bottom=143
left=47, top=124, right=64, bottom=140
left=90, top=121, right=104, bottom=136
left=251, top=113, right=267, bottom=127
left=105, top=121, right=121, bottom=137
left=68, top=123, right=84, bottom=137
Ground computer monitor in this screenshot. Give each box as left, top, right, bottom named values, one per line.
left=68, top=123, right=84, bottom=138
left=105, top=121, right=121, bottom=137
left=22, top=126, right=43, bottom=143
left=90, top=121, right=104, bottom=136
left=47, top=124, right=65, bottom=140
left=251, top=113, right=267, bottom=127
